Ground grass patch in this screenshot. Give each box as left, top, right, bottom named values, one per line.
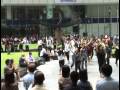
left=1, top=51, right=38, bottom=78
left=2, top=44, right=38, bottom=51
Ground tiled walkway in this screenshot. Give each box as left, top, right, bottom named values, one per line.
left=19, top=54, right=119, bottom=90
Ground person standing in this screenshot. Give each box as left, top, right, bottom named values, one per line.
left=40, top=46, right=49, bottom=64
left=58, top=65, right=72, bottom=90
left=64, top=71, right=80, bottom=90
left=31, top=71, right=48, bottom=90
left=96, top=45, right=106, bottom=73
left=64, top=40, right=70, bottom=64
left=19, top=54, right=27, bottom=67
left=58, top=48, right=65, bottom=74
left=38, top=39, right=43, bottom=57
left=96, top=64, right=119, bottom=90
left=115, top=45, right=119, bottom=66
left=23, top=37, right=29, bottom=51
left=81, top=45, right=88, bottom=70
left=26, top=52, right=35, bottom=64
left=4, top=59, right=20, bottom=82
left=5, top=39, right=11, bottom=54
left=23, top=63, right=36, bottom=90
left=19, top=39, right=24, bottom=51
left=1, top=71, right=19, bottom=90
left=78, top=69, right=93, bottom=90
left=105, top=44, right=111, bottom=65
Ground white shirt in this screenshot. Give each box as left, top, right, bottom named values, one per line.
left=58, top=55, right=64, bottom=60
left=71, top=39, right=75, bottom=46
left=96, top=77, right=119, bottom=90
left=38, top=40, right=43, bottom=46
left=64, top=43, right=70, bottom=52
left=51, top=50, right=55, bottom=56
left=23, top=38, right=29, bottom=44
left=47, top=39, right=52, bottom=47
left=40, top=48, right=47, bottom=57
left=26, top=55, right=35, bottom=63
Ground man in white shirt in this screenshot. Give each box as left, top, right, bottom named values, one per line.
left=40, top=46, right=48, bottom=64
left=96, top=64, right=119, bottom=90
left=40, top=47, right=47, bottom=57
left=38, top=39, right=43, bottom=46
left=64, top=40, right=70, bottom=63
left=38, top=39, right=43, bottom=56
left=23, top=37, right=29, bottom=51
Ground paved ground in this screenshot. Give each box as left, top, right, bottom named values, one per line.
left=19, top=52, right=119, bottom=90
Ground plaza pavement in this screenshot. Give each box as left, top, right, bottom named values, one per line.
left=19, top=52, right=119, bottom=90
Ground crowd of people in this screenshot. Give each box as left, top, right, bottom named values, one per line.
left=1, top=63, right=119, bottom=90
left=1, top=35, right=38, bottom=53
left=1, top=34, right=119, bottom=90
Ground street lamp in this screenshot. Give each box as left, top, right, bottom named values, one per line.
left=98, top=5, right=100, bottom=37
left=116, top=7, right=119, bottom=34
left=85, top=15, right=87, bottom=34
left=104, top=5, right=105, bottom=35
left=88, top=18, right=91, bottom=37
left=108, top=6, right=111, bottom=36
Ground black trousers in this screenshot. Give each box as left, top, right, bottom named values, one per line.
left=19, top=63, right=27, bottom=67
left=59, top=60, right=65, bottom=68
left=38, top=45, right=42, bottom=57
left=106, top=57, right=110, bottom=65
left=75, top=61, right=81, bottom=73
left=115, top=56, right=119, bottom=65
left=1, top=47, right=3, bottom=52
left=106, top=53, right=111, bottom=65
left=25, top=45, right=29, bottom=51
left=65, top=51, right=69, bottom=61
left=71, top=58, right=81, bottom=73
left=19, top=44, right=23, bottom=51
left=98, top=59, right=105, bottom=72
left=81, top=60, right=87, bottom=70
left=59, top=60, right=65, bottom=72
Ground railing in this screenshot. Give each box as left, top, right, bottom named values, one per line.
left=2, top=17, right=119, bottom=28
left=80, top=18, right=119, bottom=23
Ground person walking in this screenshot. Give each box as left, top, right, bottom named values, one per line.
left=81, top=45, right=88, bottom=70
left=105, top=44, right=111, bottom=65
left=71, top=47, right=81, bottom=73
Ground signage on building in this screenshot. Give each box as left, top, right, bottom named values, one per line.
left=55, top=0, right=76, bottom=4
left=47, top=5, right=53, bottom=19
left=61, top=0, right=76, bottom=2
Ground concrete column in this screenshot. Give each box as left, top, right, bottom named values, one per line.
left=25, top=7, right=28, bottom=19
left=6, top=6, right=12, bottom=20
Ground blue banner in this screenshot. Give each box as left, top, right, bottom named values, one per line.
left=61, top=0, right=76, bottom=2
